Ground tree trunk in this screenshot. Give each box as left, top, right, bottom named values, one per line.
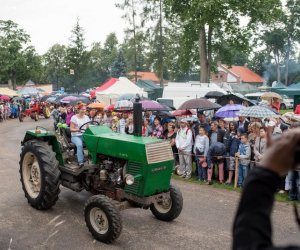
left=285, top=37, right=291, bottom=86
left=131, top=0, right=138, bottom=83
left=159, top=0, right=164, bottom=87
left=207, top=26, right=213, bottom=83
left=199, top=26, right=209, bottom=83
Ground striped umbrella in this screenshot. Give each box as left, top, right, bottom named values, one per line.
left=236, top=106, right=279, bottom=118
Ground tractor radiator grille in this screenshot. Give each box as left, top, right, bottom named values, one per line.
left=125, top=162, right=141, bottom=195
left=145, top=141, right=174, bottom=164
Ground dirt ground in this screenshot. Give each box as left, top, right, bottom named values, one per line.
left=0, top=118, right=299, bottom=250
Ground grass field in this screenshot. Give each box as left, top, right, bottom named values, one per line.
left=280, top=109, right=293, bottom=115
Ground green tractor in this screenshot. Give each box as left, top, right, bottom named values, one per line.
left=19, top=102, right=183, bottom=243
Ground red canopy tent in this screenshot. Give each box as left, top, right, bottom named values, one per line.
left=90, top=78, right=118, bottom=99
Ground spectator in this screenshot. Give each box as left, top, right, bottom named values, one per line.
left=194, top=126, right=210, bottom=181
left=253, top=127, right=267, bottom=163
left=236, top=134, right=251, bottom=187
left=66, top=107, right=75, bottom=126
left=209, top=121, right=225, bottom=145
left=111, top=116, right=119, bottom=132
left=125, top=116, right=134, bottom=135
left=118, top=112, right=128, bottom=134
left=142, top=118, right=152, bottom=137
left=103, top=110, right=113, bottom=128
left=226, top=130, right=241, bottom=185
left=175, top=119, right=193, bottom=179
left=152, top=117, right=164, bottom=139
left=237, top=116, right=249, bottom=134
left=194, top=112, right=211, bottom=136
left=164, top=122, right=178, bottom=165
left=206, top=141, right=226, bottom=185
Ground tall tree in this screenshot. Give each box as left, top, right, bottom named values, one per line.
left=100, top=33, right=119, bottom=75
left=43, top=44, right=67, bottom=90
left=111, top=49, right=127, bottom=78
left=65, top=18, right=88, bottom=92
left=283, top=0, right=300, bottom=85
left=164, top=0, right=282, bottom=83
left=0, top=20, right=30, bottom=88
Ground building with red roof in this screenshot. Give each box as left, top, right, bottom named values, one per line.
left=211, top=64, right=264, bottom=86
left=128, top=71, right=160, bottom=84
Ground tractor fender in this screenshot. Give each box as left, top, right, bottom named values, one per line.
left=21, top=130, right=64, bottom=166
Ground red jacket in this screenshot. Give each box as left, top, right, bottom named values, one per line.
left=295, top=104, right=300, bottom=114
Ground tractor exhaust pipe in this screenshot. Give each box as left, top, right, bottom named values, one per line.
left=133, top=95, right=142, bottom=137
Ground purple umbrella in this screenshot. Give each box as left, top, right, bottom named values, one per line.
left=60, top=96, right=78, bottom=103
left=140, top=100, right=171, bottom=111
left=215, top=104, right=244, bottom=118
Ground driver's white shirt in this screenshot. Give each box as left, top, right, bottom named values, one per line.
left=70, top=115, right=90, bottom=136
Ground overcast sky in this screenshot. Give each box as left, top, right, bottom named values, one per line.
left=0, top=0, right=126, bottom=54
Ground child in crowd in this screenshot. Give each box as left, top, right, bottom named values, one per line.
left=236, top=133, right=251, bottom=187
left=225, top=130, right=241, bottom=185
left=194, top=126, right=210, bottom=181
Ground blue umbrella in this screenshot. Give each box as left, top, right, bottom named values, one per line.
left=215, top=104, right=244, bottom=118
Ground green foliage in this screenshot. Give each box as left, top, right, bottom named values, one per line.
left=0, top=20, right=30, bottom=86
left=111, top=49, right=127, bottom=78
left=43, top=44, right=67, bottom=89
left=100, top=33, right=119, bottom=74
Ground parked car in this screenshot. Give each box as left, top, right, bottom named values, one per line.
left=245, top=92, right=294, bottom=109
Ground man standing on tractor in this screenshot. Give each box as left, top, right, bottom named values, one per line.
left=70, top=103, right=90, bottom=167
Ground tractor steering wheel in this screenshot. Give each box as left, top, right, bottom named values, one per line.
left=79, top=120, right=100, bottom=132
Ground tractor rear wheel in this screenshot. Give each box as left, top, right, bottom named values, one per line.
left=84, top=195, right=122, bottom=243
left=19, top=113, right=24, bottom=122
left=19, top=140, right=60, bottom=210
left=34, top=112, right=39, bottom=121
left=150, top=185, right=183, bottom=221
left=43, top=107, right=51, bottom=119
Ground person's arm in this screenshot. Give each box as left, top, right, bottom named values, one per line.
left=233, top=167, right=280, bottom=250
left=233, top=128, right=300, bottom=250
left=194, top=136, right=199, bottom=154
left=70, top=121, right=79, bottom=133
left=204, top=137, right=209, bottom=158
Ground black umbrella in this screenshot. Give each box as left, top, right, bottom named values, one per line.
left=217, top=93, right=255, bottom=106
left=178, top=98, right=221, bottom=110
left=205, top=91, right=225, bottom=99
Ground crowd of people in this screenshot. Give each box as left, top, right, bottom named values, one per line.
left=50, top=101, right=300, bottom=201
left=0, top=101, right=23, bottom=121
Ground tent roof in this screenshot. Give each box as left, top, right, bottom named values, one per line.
left=277, top=82, right=300, bottom=96
left=271, top=82, right=286, bottom=89
left=136, top=80, right=162, bottom=91
left=0, top=87, right=18, bottom=96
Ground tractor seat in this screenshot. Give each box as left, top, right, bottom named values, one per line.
left=61, top=127, right=76, bottom=150
left=61, top=127, right=86, bottom=150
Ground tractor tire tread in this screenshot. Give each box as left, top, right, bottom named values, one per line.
left=19, top=140, right=60, bottom=210
left=84, top=195, right=122, bottom=243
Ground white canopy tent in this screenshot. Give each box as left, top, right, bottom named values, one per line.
left=96, top=77, right=148, bottom=105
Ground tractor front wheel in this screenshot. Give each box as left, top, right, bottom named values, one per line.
left=43, top=107, right=51, bottom=119
left=19, top=140, right=60, bottom=210
left=84, top=195, right=122, bottom=244
left=150, top=185, right=183, bottom=221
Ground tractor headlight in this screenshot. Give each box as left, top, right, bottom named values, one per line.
left=125, top=174, right=134, bottom=185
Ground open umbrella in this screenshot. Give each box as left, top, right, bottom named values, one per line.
left=205, top=91, right=225, bottom=99
left=172, top=109, right=196, bottom=116
left=114, top=100, right=133, bottom=110
left=105, top=104, right=115, bottom=111
left=217, top=93, right=255, bottom=106
left=261, top=92, right=283, bottom=100
left=236, top=106, right=278, bottom=118
left=140, top=100, right=171, bottom=111
left=178, top=98, right=221, bottom=110
left=87, top=102, right=107, bottom=109
left=215, top=104, right=244, bottom=118
left=0, top=95, right=10, bottom=101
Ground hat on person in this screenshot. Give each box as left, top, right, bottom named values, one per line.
left=180, top=118, right=188, bottom=123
